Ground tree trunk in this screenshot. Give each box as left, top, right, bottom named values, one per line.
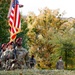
left=65, top=50, right=68, bottom=69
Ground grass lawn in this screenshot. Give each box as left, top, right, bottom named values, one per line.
left=0, top=69, right=75, bottom=75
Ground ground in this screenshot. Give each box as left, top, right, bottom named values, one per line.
left=0, top=69, right=75, bottom=75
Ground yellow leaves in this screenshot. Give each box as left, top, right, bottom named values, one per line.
left=26, top=12, right=36, bottom=25
left=32, top=20, right=38, bottom=27
left=29, top=46, right=37, bottom=55
left=38, top=7, right=52, bottom=16
left=40, top=61, right=45, bottom=67
left=26, top=8, right=72, bottom=69
left=45, top=53, right=49, bottom=58
left=28, top=24, right=33, bottom=30
left=52, top=9, right=59, bottom=16
left=27, top=32, right=34, bottom=37
left=38, top=34, right=43, bottom=40
left=53, top=17, right=59, bottom=22
left=37, top=56, right=52, bottom=69
left=39, top=60, right=49, bottom=69
left=27, top=32, right=36, bottom=41
left=60, top=21, right=73, bottom=30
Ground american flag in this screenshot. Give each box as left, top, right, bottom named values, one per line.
left=9, top=27, right=18, bottom=42
left=8, top=0, right=21, bottom=41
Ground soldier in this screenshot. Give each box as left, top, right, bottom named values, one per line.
left=5, top=42, right=14, bottom=59
left=1, top=43, right=7, bottom=61
left=4, top=42, right=14, bottom=70
left=1, top=43, right=7, bottom=52
left=15, top=37, right=28, bottom=57
left=29, top=55, right=36, bottom=68
left=15, top=37, right=29, bottom=69
left=56, top=56, right=64, bottom=70
left=0, top=43, right=7, bottom=69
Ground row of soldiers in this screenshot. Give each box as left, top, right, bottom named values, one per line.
left=0, top=38, right=36, bottom=70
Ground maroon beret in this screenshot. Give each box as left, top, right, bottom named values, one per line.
left=1, top=43, right=7, bottom=49
left=7, top=42, right=13, bottom=47
left=16, top=38, right=22, bottom=43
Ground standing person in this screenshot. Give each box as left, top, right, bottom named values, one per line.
left=15, top=37, right=28, bottom=57
left=0, top=43, right=7, bottom=62
left=0, top=43, right=7, bottom=69
left=56, top=56, right=64, bottom=70
left=29, top=55, right=36, bottom=68
left=1, top=43, right=7, bottom=52
left=4, top=42, right=14, bottom=70
left=15, top=37, right=29, bottom=69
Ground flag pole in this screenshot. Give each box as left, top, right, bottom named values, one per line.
left=7, top=0, right=24, bottom=42
left=7, top=0, right=24, bottom=19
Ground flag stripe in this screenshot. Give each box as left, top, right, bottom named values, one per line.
left=15, top=5, right=19, bottom=28
left=18, top=14, right=21, bottom=28
left=8, top=0, right=21, bottom=41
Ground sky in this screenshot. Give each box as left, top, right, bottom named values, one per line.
left=19, top=0, right=75, bottom=18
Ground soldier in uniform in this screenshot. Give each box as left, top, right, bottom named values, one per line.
left=4, top=42, right=14, bottom=70
left=15, top=37, right=29, bottom=69
left=1, top=43, right=7, bottom=52
left=29, top=55, right=36, bottom=68
left=0, top=43, right=7, bottom=69
left=56, top=56, right=64, bottom=70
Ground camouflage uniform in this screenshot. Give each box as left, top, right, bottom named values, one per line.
left=0, top=43, right=7, bottom=69
left=15, top=37, right=29, bottom=69
left=15, top=46, right=28, bottom=69
left=3, top=42, right=14, bottom=70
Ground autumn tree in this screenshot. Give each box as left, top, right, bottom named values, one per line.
left=26, top=8, right=66, bottom=69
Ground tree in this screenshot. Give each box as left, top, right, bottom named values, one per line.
left=0, top=0, right=10, bottom=44
left=26, top=8, right=66, bottom=69
left=17, top=17, right=29, bottom=49
left=51, top=20, right=75, bottom=69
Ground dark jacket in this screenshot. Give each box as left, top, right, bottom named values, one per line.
left=56, top=59, right=64, bottom=69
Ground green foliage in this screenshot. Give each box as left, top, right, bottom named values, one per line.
left=0, top=0, right=10, bottom=44
left=17, top=17, right=29, bottom=49
left=51, top=25, right=75, bottom=69
left=26, top=8, right=67, bottom=69
left=26, top=8, right=75, bottom=69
